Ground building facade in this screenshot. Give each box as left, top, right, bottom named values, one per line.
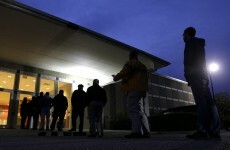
left=0, top=1, right=194, bottom=130
left=103, top=73, right=195, bottom=129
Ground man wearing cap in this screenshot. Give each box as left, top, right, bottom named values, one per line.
left=69, top=84, right=86, bottom=133
left=113, top=50, right=150, bottom=139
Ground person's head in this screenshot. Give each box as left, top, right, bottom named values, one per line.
left=32, top=96, right=36, bottom=100
left=93, top=79, right=99, bottom=86
left=40, top=92, right=44, bottom=96
left=59, top=90, right=64, bottom=95
left=45, top=92, right=49, bottom=96
left=78, top=84, right=84, bottom=90
left=129, top=50, right=138, bottom=60
left=183, top=27, right=196, bottom=42
left=23, top=97, right=27, bottom=102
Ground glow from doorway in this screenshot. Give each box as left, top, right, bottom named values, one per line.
left=62, top=66, right=111, bottom=85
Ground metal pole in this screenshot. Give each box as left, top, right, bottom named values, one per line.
left=209, top=71, right=215, bottom=100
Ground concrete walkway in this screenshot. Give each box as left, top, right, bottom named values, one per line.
left=0, top=129, right=230, bottom=150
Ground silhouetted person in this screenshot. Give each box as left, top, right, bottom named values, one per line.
left=113, top=50, right=150, bottom=139
left=32, top=92, right=43, bottom=130
left=20, top=97, right=28, bottom=129
left=69, top=84, right=86, bottom=133
left=86, top=79, right=107, bottom=137
left=183, top=27, right=221, bottom=139
left=26, top=98, right=33, bottom=129
left=39, top=92, right=52, bottom=130
left=50, top=90, right=68, bottom=131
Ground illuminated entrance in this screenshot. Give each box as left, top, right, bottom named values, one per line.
left=0, top=91, right=11, bottom=127
left=0, top=69, right=73, bottom=129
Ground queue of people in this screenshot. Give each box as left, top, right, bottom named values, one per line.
left=20, top=91, right=68, bottom=131
left=19, top=81, right=107, bottom=138
left=20, top=27, right=221, bottom=140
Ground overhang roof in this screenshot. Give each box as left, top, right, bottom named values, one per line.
left=0, top=0, right=170, bottom=85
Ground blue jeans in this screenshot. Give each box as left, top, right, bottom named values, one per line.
left=189, top=76, right=220, bottom=135
left=127, top=91, right=150, bottom=134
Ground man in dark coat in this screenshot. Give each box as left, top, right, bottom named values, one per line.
left=39, top=92, right=52, bottom=130
left=20, top=97, right=28, bottom=129
left=183, top=27, right=221, bottom=139
left=50, top=90, right=68, bottom=131
left=86, top=79, right=107, bottom=137
left=31, top=92, right=43, bottom=130
left=26, top=98, right=33, bottom=129
left=69, top=84, right=86, bottom=133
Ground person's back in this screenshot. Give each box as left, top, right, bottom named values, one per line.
left=50, top=90, right=68, bottom=131
left=87, top=84, right=107, bottom=105
left=87, top=79, right=107, bottom=137
left=53, top=93, right=68, bottom=111
left=20, top=99, right=28, bottom=116
left=120, top=59, right=148, bottom=92
left=71, top=89, right=86, bottom=109
left=20, top=98, right=28, bottom=129
left=113, top=50, right=150, bottom=138
left=41, top=94, right=52, bottom=109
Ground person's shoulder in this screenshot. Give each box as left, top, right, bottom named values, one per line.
left=87, top=86, right=92, bottom=90
left=195, top=37, right=205, bottom=47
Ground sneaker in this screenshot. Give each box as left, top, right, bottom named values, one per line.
left=125, top=133, right=143, bottom=139
left=186, top=131, right=208, bottom=140
left=142, top=132, right=150, bottom=138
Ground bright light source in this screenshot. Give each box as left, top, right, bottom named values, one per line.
left=208, top=63, right=219, bottom=72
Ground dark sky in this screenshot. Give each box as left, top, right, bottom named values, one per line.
left=16, top=0, right=230, bottom=94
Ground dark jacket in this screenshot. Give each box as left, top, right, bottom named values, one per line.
left=31, top=95, right=42, bottom=114
left=86, top=85, right=107, bottom=106
left=40, top=95, right=52, bottom=109
left=20, top=100, right=28, bottom=116
left=52, top=94, right=68, bottom=111
left=184, top=37, right=208, bottom=80
left=71, top=90, right=86, bottom=109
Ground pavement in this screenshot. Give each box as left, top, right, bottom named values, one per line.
left=0, top=129, right=230, bottom=150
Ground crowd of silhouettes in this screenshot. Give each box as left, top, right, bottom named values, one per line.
left=19, top=27, right=221, bottom=140
left=19, top=81, right=107, bottom=138
left=20, top=90, right=68, bottom=131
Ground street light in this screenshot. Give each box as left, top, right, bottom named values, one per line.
left=208, top=63, right=219, bottom=100
left=208, top=63, right=219, bottom=73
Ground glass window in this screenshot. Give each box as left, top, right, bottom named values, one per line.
left=0, top=70, right=15, bottom=90
left=19, top=75, right=36, bottom=92
left=40, top=78, right=55, bottom=95
left=58, top=81, right=72, bottom=100
left=0, top=91, right=11, bottom=126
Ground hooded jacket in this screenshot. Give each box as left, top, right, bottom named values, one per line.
left=184, top=37, right=208, bottom=80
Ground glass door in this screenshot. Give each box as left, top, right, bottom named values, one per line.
left=0, top=91, right=11, bottom=128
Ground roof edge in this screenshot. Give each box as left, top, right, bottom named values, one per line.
left=1, top=0, right=170, bottom=67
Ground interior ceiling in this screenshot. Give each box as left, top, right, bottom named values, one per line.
left=0, top=2, right=169, bottom=85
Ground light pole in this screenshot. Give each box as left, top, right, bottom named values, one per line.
left=208, top=63, right=219, bottom=100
